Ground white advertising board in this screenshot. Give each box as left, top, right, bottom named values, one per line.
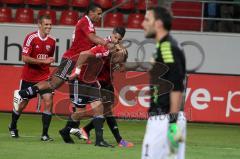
left=0, top=24, right=239, bottom=75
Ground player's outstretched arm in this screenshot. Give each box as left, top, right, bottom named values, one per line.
left=88, top=33, right=116, bottom=51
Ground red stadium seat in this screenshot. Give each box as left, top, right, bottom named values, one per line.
left=137, top=0, right=158, bottom=11
left=171, top=1, right=202, bottom=17
left=38, top=9, right=57, bottom=24
left=48, top=0, right=68, bottom=7
left=15, top=8, right=34, bottom=24
left=94, top=0, right=112, bottom=9
left=116, top=0, right=134, bottom=10
left=70, top=0, right=90, bottom=8
left=104, top=12, right=124, bottom=27
left=25, top=0, right=46, bottom=6
left=127, top=13, right=144, bottom=29
left=0, top=7, right=12, bottom=22
left=59, top=10, right=79, bottom=25
left=172, top=18, right=201, bottom=31
left=2, top=0, right=24, bottom=5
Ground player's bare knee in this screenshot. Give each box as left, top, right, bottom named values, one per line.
left=44, top=101, right=53, bottom=110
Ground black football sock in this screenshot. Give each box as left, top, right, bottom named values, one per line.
left=10, top=109, right=20, bottom=129
left=83, top=119, right=94, bottom=135
left=42, top=112, right=52, bottom=136
left=65, top=116, right=80, bottom=129
left=92, top=116, right=105, bottom=144
left=19, top=86, right=39, bottom=99
left=106, top=116, right=122, bottom=143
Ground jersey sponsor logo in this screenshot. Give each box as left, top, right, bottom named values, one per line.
left=37, top=54, right=48, bottom=60
left=46, top=45, right=51, bottom=51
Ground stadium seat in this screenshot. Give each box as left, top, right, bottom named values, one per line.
left=172, top=18, right=201, bottom=31
left=127, top=13, right=144, bottom=29
left=48, top=0, right=68, bottom=7
left=104, top=12, right=124, bottom=27
left=70, top=0, right=90, bottom=8
left=94, top=0, right=112, bottom=9
left=59, top=10, right=79, bottom=25
left=1, top=0, right=24, bottom=5
left=38, top=9, right=57, bottom=24
left=115, top=0, right=134, bottom=10
left=137, top=0, right=158, bottom=11
left=15, top=8, right=34, bottom=24
left=171, top=1, right=202, bottom=17
left=25, top=0, right=46, bottom=6
left=0, top=7, right=12, bottom=22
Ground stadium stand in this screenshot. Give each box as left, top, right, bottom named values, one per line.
left=0, top=7, right=12, bottom=22
left=2, top=0, right=24, bottom=5
left=104, top=12, right=124, bottom=27
left=116, top=0, right=135, bottom=11
left=1, top=0, right=239, bottom=32
left=25, top=0, right=46, bottom=6
left=171, top=1, right=202, bottom=31
left=48, top=0, right=68, bottom=7
left=137, top=0, right=158, bottom=11
left=172, top=18, right=202, bottom=31
left=15, top=7, right=34, bottom=23
left=94, top=0, right=112, bottom=9
left=171, top=1, right=202, bottom=17
left=38, top=9, right=57, bottom=24
left=59, top=10, right=79, bottom=25
left=127, top=13, right=144, bottom=29
left=70, top=0, right=90, bottom=9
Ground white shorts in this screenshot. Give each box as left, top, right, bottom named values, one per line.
left=141, top=111, right=186, bottom=159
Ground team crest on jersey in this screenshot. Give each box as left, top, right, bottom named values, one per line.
left=46, top=45, right=51, bottom=51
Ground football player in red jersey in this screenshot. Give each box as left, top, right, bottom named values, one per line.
left=9, top=15, right=56, bottom=141
left=82, top=28, right=134, bottom=148
left=13, top=3, right=115, bottom=104
left=62, top=27, right=133, bottom=147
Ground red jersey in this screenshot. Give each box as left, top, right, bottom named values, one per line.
left=97, top=57, right=111, bottom=83
left=96, top=36, right=112, bottom=83
left=77, top=45, right=109, bottom=83
left=21, top=30, right=56, bottom=82
left=63, top=15, right=96, bottom=60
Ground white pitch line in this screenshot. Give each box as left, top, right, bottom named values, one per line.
left=191, top=144, right=240, bottom=150
left=0, top=133, right=37, bottom=138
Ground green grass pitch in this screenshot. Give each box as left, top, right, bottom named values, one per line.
left=0, top=113, right=239, bottom=159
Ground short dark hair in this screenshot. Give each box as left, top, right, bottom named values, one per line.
left=38, top=14, right=51, bottom=23
left=148, top=6, right=172, bottom=31
left=113, top=27, right=126, bottom=38
left=86, top=3, right=102, bottom=14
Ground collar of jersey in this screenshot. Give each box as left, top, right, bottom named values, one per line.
left=85, top=15, right=94, bottom=28
left=37, top=30, right=48, bottom=41
left=156, top=33, right=170, bottom=48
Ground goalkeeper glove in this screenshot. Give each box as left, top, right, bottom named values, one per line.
left=168, top=122, right=184, bottom=153
left=168, top=123, right=179, bottom=153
